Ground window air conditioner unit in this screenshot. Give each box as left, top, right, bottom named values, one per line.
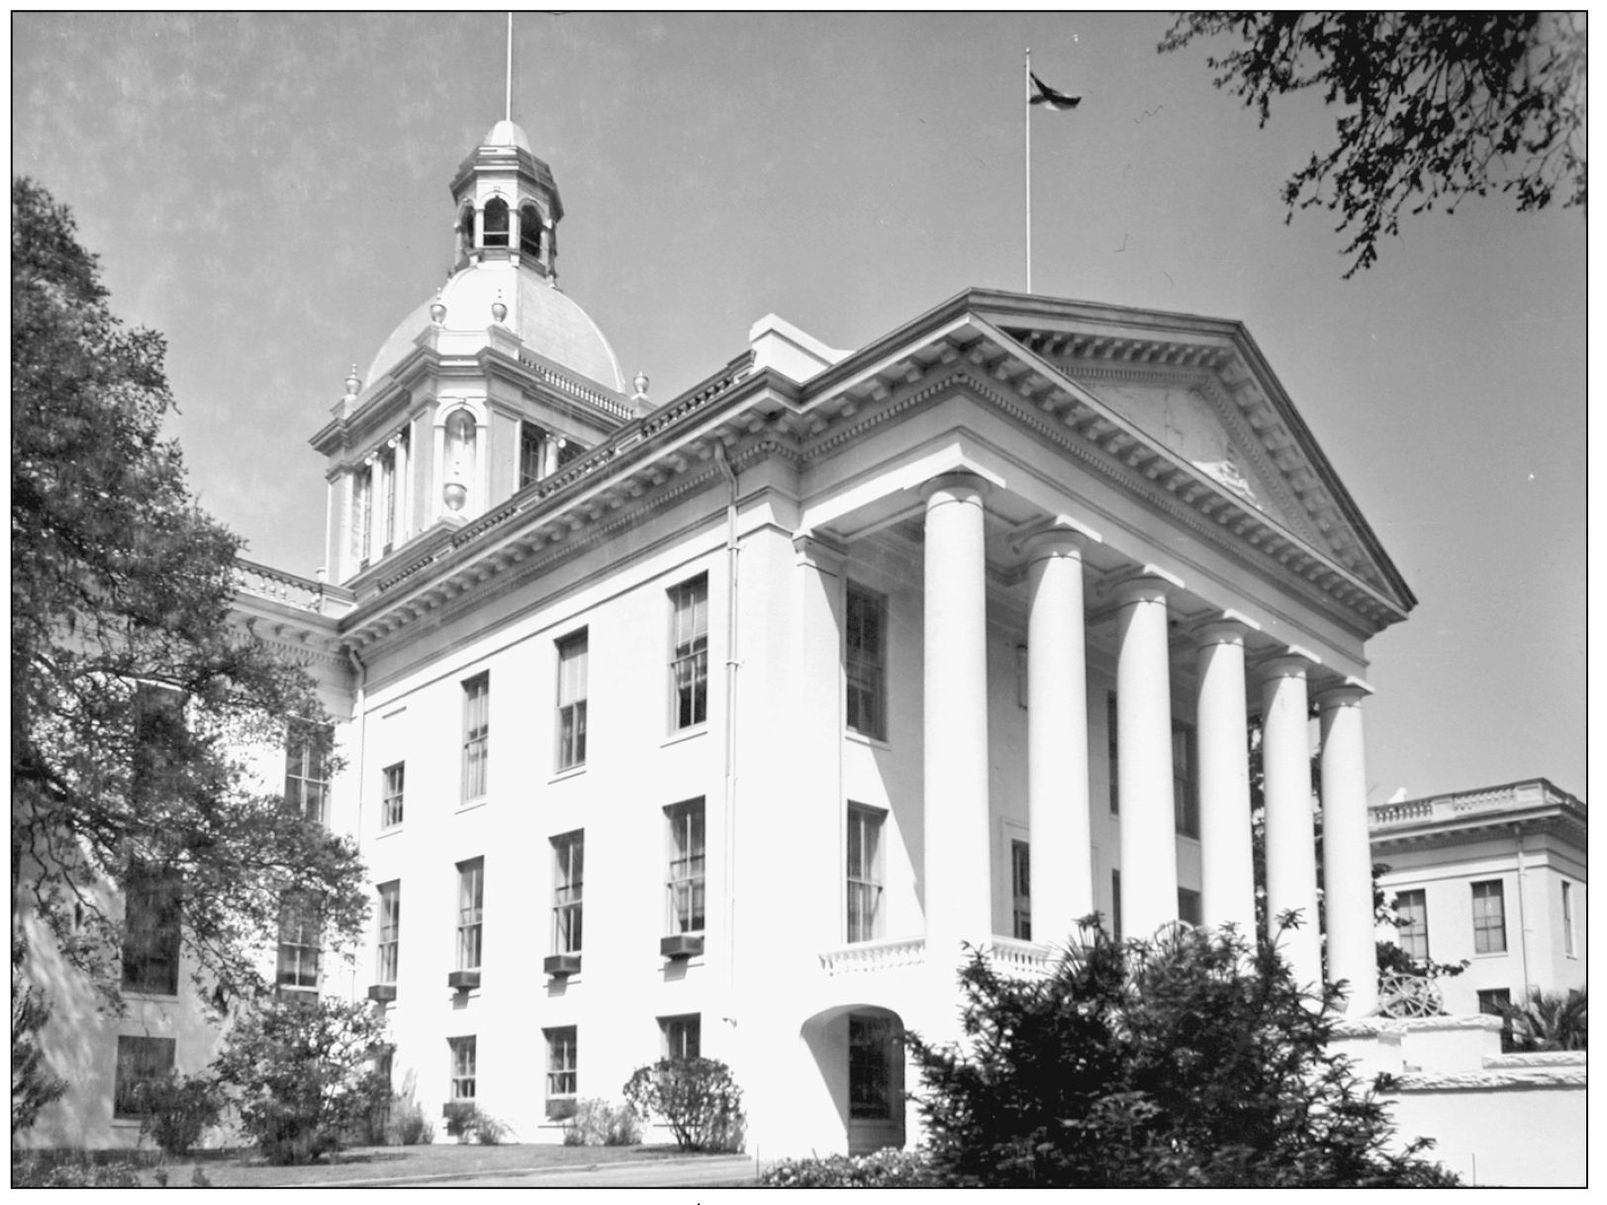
left=660, top=934, right=704, bottom=960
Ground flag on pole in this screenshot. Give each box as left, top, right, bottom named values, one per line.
left=1028, top=71, right=1081, bottom=111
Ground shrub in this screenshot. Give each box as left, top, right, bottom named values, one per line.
left=137, top=1071, right=224, bottom=1159
left=762, top=1149, right=937, bottom=1187
left=623, top=1057, right=745, bottom=1152
left=908, top=917, right=1460, bottom=1187
left=386, top=1072, right=435, bottom=1145
left=563, top=1098, right=641, bottom=1146
left=12, top=1155, right=141, bottom=1187
left=1503, top=987, right=1587, bottom=1052
left=210, top=997, right=389, bottom=1165
left=442, top=1100, right=507, bottom=1144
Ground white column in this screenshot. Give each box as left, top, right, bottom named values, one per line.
left=392, top=430, right=410, bottom=543
left=1023, top=521, right=1096, bottom=945
left=1114, top=575, right=1177, bottom=941
left=1319, top=684, right=1378, bottom=1016
left=1259, top=654, right=1321, bottom=991
left=792, top=533, right=847, bottom=952
left=922, top=472, right=992, bottom=956
left=1195, top=619, right=1257, bottom=937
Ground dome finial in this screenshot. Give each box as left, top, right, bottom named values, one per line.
left=505, top=12, right=514, bottom=124
left=344, top=363, right=362, bottom=398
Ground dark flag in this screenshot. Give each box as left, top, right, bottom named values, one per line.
left=1029, top=71, right=1081, bottom=111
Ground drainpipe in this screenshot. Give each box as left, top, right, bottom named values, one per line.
left=712, top=442, right=741, bottom=1022
left=346, top=646, right=368, bottom=1006
left=1513, top=823, right=1531, bottom=1003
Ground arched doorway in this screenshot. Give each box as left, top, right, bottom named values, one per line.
left=800, top=1004, right=907, bottom=1155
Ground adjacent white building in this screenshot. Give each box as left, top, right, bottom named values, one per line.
left=1371, top=778, right=1587, bottom=1019
left=28, top=115, right=1429, bottom=1158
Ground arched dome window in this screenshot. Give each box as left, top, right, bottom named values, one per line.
left=483, top=198, right=510, bottom=249
left=519, top=204, right=542, bottom=258
left=458, top=204, right=475, bottom=258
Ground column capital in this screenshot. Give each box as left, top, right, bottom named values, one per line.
left=1315, top=678, right=1373, bottom=710
left=920, top=470, right=992, bottom=505
left=1252, top=645, right=1322, bottom=685
left=1108, top=564, right=1184, bottom=608
left=792, top=530, right=848, bottom=575
left=1014, top=514, right=1102, bottom=561
left=1190, top=608, right=1261, bottom=649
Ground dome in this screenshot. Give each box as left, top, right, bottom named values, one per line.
left=364, top=260, right=625, bottom=394
left=480, top=119, right=532, bottom=153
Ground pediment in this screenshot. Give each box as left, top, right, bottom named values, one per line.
left=1061, top=375, right=1320, bottom=544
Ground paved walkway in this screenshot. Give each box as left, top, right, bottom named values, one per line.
left=299, top=1153, right=758, bottom=1189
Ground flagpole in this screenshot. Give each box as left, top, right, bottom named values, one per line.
left=1025, top=47, right=1032, bottom=294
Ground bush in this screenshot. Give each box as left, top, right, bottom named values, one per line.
left=908, top=917, right=1460, bottom=1187
left=1503, top=987, right=1587, bottom=1052
left=623, top=1057, right=745, bottom=1152
left=137, top=1071, right=224, bottom=1158
left=762, top=1149, right=937, bottom=1187
left=12, top=1155, right=142, bottom=1187
left=563, top=1098, right=641, bottom=1146
left=386, top=1072, right=435, bottom=1145
left=442, top=1100, right=507, bottom=1144
left=210, top=997, right=389, bottom=1165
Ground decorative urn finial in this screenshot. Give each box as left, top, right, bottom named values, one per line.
left=632, top=371, right=650, bottom=402
left=344, top=363, right=362, bottom=398
left=430, top=289, right=447, bottom=326
left=491, top=291, right=508, bottom=324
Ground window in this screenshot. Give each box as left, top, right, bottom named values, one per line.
left=669, top=575, right=709, bottom=730
left=1011, top=839, right=1032, bottom=941
left=665, top=800, right=705, bottom=935
left=545, top=1026, right=577, bottom=1119
left=1111, top=869, right=1122, bottom=942
left=448, top=1036, right=476, bottom=1100
left=519, top=203, right=542, bottom=258
left=131, top=682, right=185, bottom=803
left=1107, top=692, right=1119, bottom=813
left=376, top=881, right=400, bottom=986
left=113, top=1035, right=175, bottom=1119
left=1172, top=721, right=1198, bottom=838
left=552, top=831, right=583, bottom=955
left=381, top=762, right=405, bottom=830
left=660, top=1014, right=701, bottom=1061
left=1477, top=988, right=1512, bottom=1016
left=276, top=894, right=321, bottom=990
left=1177, top=887, right=1203, bottom=927
left=458, top=204, right=476, bottom=257
left=846, top=805, right=885, bottom=943
left=122, top=865, right=180, bottom=996
left=461, top=673, right=489, bottom=802
left=1395, top=888, right=1429, bottom=961
left=482, top=197, right=509, bottom=248
left=1562, top=881, right=1576, bottom=957
left=457, top=858, right=484, bottom=971
left=845, top=584, right=887, bottom=740
left=556, top=630, right=588, bottom=770
left=1472, top=879, right=1507, bottom=954
left=285, top=721, right=330, bottom=826
left=519, top=422, right=546, bottom=489
left=848, top=1014, right=898, bottom=1121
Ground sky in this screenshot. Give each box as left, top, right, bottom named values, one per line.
left=12, top=12, right=1587, bottom=804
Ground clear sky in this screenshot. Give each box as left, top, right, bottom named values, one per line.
left=13, top=12, right=1586, bottom=803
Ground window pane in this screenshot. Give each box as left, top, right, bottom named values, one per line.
left=670, top=577, right=709, bottom=729
left=848, top=1015, right=896, bottom=1120
left=552, top=832, right=583, bottom=954
left=1012, top=840, right=1032, bottom=941
left=122, top=866, right=181, bottom=995
left=845, top=586, right=887, bottom=740
left=449, top=1036, right=477, bottom=1100
left=458, top=859, right=484, bottom=969
left=382, top=762, right=405, bottom=829
left=545, top=1027, right=578, bottom=1119
left=1396, top=889, right=1429, bottom=961
left=846, top=806, right=884, bottom=943
left=1472, top=880, right=1507, bottom=954
left=666, top=801, right=706, bottom=934
left=462, top=675, right=489, bottom=800
left=113, top=1036, right=175, bottom=1118
left=377, top=881, right=400, bottom=984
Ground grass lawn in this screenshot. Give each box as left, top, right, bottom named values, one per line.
left=135, top=1142, right=722, bottom=1187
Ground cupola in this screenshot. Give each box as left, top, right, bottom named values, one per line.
left=450, top=118, right=564, bottom=279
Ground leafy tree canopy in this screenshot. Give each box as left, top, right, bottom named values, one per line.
left=1161, top=12, right=1585, bottom=276
left=11, top=177, right=366, bottom=1008
left=909, top=919, right=1458, bottom=1187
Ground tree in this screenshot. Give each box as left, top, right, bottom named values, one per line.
left=11, top=177, right=367, bottom=1011
left=209, top=997, right=389, bottom=1165
left=908, top=920, right=1459, bottom=1187
left=1160, top=12, right=1586, bottom=277
left=10, top=934, right=67, bottom=1137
